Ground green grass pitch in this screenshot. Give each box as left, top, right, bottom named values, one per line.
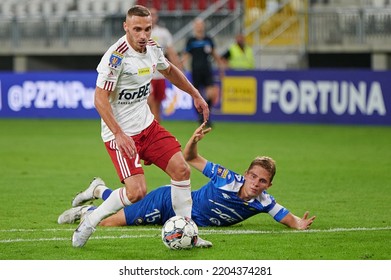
left=0, top=119, right=390, bottom=260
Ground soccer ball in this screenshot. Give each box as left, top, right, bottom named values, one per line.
left=161, top=215, right=198, bottom=250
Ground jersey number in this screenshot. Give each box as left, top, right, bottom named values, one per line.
left=145, top=208, right=161, bottom=223
left=134, top=153, right=142, bottom=168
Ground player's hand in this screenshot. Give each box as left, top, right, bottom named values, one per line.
left=114, top=131, right=137, bottom=159
left=192, top=122, right=212, bottom=143
left=193, top=97, right=210, bottom=123
left=296, top=211, right=316, bottom=230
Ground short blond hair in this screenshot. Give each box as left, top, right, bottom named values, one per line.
left=247, top=156, right=276, bottom=182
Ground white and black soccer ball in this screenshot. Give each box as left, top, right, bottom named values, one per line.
left=161, top=215, right=198, bottom=250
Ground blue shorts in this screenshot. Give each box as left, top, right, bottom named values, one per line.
left=123, top=186, right=176, bottom=225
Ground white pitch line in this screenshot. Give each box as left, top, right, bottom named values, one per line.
left=0, top=228, right=159, bottom=233
left=203, top=226, right=391, bottom=235
left=0, top=235, right=158, bottom=243
left=0, top=226, right=390, bottom=244
left=1, top=226, right=390, bottom=233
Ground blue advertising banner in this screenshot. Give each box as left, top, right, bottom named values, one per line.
left=0, top=71, right=99, bottom=119
left=0, top=70, right=390, bottom=125
left=162, top=70, right=391, bottom=125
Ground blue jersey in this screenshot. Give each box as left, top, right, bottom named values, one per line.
left=123, top=161, right=289, bottom=226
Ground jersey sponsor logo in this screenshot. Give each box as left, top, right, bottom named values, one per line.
left=118, top=83, right=151, bottom=102
left=138, top=67, right=151, bottom=76
left=123, top=71, right=137, bottom=76
left=209, top=199, right=244, bottom=222
left=109, top=51, right=124, bottom=68
left=217, top=166, right=229, bottom=178
left=210, top=206, right=240, bottom=224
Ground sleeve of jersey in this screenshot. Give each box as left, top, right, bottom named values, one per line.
left=96, top=49, right=122, bottom=92
left=156, top=47, right=170, bottom=71
left=263, top=192, right=290, bottom=222
left=202, top=161, right=215, bottom=179
left=268, top=202, right=290, bottom=222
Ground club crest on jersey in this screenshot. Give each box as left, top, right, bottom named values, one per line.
left=109, top=51, right=124, bottom=68
left=217, top=166, right=229, bottom=178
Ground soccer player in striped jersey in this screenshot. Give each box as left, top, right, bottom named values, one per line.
left=63, top=123, right=316, bottom=232
left=72, top=5, right=211, bottom=248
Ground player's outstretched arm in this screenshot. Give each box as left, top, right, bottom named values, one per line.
left=183, top=122, right=211, bottom=172
left=279, top=211, right=316, bottom=230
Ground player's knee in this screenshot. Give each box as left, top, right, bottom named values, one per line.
left=126, top=185, right=146, bottom=203
left=124, top=175, right=147, bottom=203
left=171, top=162, right=191, bottom=181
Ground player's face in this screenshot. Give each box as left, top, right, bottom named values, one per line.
left=123, top=15, right=152, bottom=53
left=193, top=19, right=205, bottom=38
left=241, top=165, right=272, bottom=200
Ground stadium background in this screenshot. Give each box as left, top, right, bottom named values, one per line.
left=0, top=0, right=390, bottom=126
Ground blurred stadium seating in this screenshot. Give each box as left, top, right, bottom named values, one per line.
left=0, top=0, right=237, bottom=18
left=0, top=0, right=391, bottom=71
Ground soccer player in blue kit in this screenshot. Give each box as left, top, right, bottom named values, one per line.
left=59, top=123, right=316, bottom=231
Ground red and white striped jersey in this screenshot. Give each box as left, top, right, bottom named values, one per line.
left=96, top=35, right=170, bottom=141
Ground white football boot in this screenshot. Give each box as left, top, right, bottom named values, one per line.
left=195, top=236, right=213, bottom=248
left=72, top=177, right=105, bottom=207
left=57, top=205, right=91, bottom=224
left=72, top=212, right=95, bottom=248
